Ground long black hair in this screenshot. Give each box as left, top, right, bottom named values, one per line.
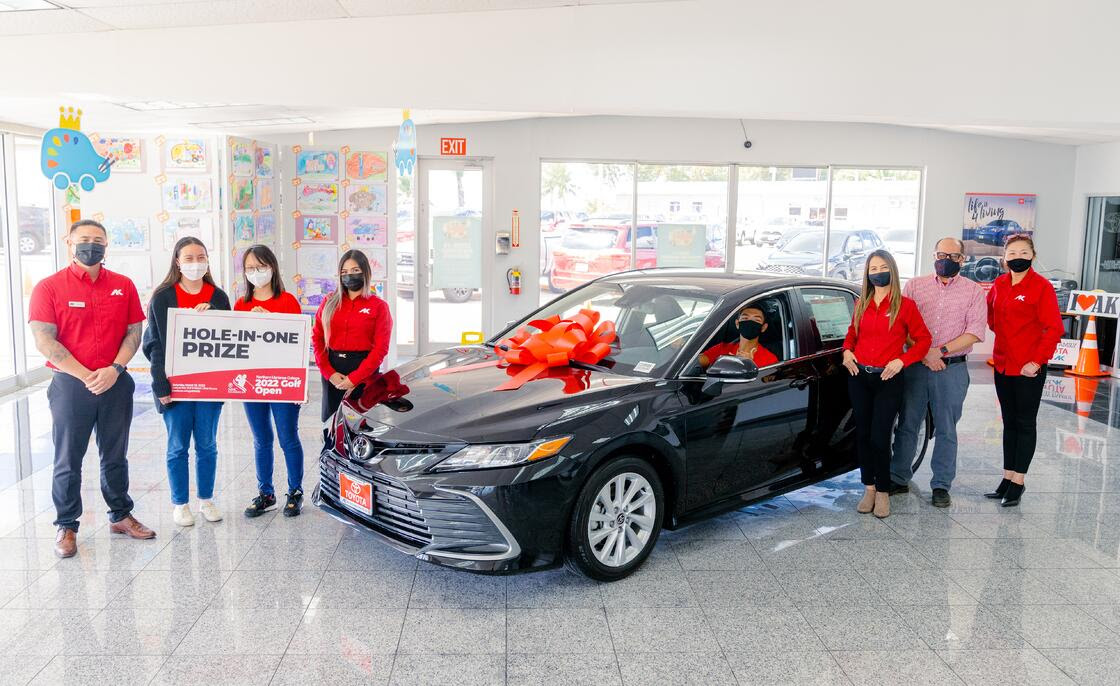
left=241, top=243, right=285, bottom=303
left=321, top=249, right=372, bottom=343
left=155, top=237, right=216, bottom=297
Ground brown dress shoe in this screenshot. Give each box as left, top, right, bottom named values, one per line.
left=109, top=515, right=156, bottom=540
left=55, top=528, right=77, bottom=558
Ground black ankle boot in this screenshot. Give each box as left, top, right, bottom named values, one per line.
left=1001, top=483, right=1025, bottom=507
left=984, top=479, right=1011, bottom=499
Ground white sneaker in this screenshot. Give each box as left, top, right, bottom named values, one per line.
left=173, top=504, right=195, bottom=527
left=198, top=500, right=223, bottom=523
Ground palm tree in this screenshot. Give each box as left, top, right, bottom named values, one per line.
left=542, top=164, right=577, bottom=206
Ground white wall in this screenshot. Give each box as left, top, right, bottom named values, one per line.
left=1071, top=141, right=1120, bottom=266
left=266, top=116, right=1078, bottom=346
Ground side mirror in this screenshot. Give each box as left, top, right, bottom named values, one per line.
left=701, top=355, right=759, bottom=396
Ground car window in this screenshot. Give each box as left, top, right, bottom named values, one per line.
left=798, top=287, right=856, bottom=352
left=864, top=232, right=883, bottom=247
left=684, top=292, right=795, bottom=377
left=845, top=235, right=863, bottom=253
left=561, top=228, right=618, bottom=250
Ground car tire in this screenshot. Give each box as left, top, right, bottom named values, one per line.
left=565, top=456, right=664, bottom=582
left=18, top=232, right=42, bottom=255
left=441, top=287, right=473, bottom=303
left=909, top=406, right=934, bottom=474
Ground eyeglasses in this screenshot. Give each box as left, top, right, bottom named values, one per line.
left=244, top=267, right=271, bottom=276
left=935, top=252, right=964, bottom=261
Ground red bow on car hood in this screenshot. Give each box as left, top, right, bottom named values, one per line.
left=494, top=309, right=616, bottom=391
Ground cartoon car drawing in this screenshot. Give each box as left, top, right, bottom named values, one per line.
left=41, top=127, right=113, bottom=191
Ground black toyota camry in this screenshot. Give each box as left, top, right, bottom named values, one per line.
left=314, top=270, right=930, bottom=581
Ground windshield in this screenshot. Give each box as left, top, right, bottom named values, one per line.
left=491, top=282, right=718, bottom=377
left=562, top=227, right=620, bottom=250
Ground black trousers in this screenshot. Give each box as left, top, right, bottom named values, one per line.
left=993, top=368, right=1047, bottom=473
left=321, top=349, right=370, bottom=422
left=847, top=369, right=904, bottom=491
left=49, top=371, right=136, bottom=531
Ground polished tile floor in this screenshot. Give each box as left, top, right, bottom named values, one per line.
left=0, top=366, right=1119, bottom=685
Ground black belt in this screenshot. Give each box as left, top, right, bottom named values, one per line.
left=858, top=364, right=886, bottom=374
left=943, top=356, right=967, bottom=365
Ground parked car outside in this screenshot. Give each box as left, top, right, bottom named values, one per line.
left=753, top=217, right=808, bottom=246
left=18, top=206, right=50, bottom=255
left=314, top=269, right=931, bottom=579
left=760, top=228, right=884, bottom=282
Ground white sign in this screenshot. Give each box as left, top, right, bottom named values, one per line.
left=1049, top=338, right=1081, bottom=367
left=1065, top=290, right=1120, bottom=318
left=165, top=309, right=311, bottom=403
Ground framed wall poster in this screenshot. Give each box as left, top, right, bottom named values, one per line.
left=231, top=177, right=254, bottom=211
left=298, top=243, right=339, bottom=279
left=254, top=145, right=274, bottom=178
left=961, top=193, right=1037, bottom=289
left=345, top=182, right=387, bottom=215
left=230, top=140, right=253, bottom=176
left=163, top=177, right=212, bottom=211
left=103, top=216, right=150, bottom=252
left=361, top=247, right=388, bottom=280
left=255, top=214, right=276, bottom=244
left=296, top=149, right=339, bottom=179
left=345, top=150, right=388, bottom=181
left=297, top=182, right=339, bottom=213
left=110, top=253, right=154, bottom=298
left=162, top=215, right=214, bottom=252
left=233, top=213, right=255, bottom=245
left=91, top=136, right=142, bottom=173
left=345, top=215, right=388, bottom=246
left=296, top=276, right=337, bottom=310
left=298, top=214, right=338, bottom=243
left=256, top=179, right=274, bottom=211
left=165, top=138, right=208, bottom=170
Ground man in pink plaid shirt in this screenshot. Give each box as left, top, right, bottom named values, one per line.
left=890, top=237, right=987, bottom=507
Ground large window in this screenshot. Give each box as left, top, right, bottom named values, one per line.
left=830, top=168, right=922, bottom=278
left=637, top=164, right=727, bottom=273
left=736, top=166, right=829, bottom=277
left=14, top=136, right=55, bottom=369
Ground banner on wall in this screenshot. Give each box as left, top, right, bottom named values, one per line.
left=654, top=223, right=707, bottom=268
left=165, top=309, right=310, bottom=403
left=431, top=215, right=482, bottom=290
left=960, top=192, right=1036, bottom=290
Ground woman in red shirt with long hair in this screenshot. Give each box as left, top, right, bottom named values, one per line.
left=985, top=235, right=1063, bottom=507
left=842, top=250, right=932, bottom=518
left=312, top=249, right=393, bottom=425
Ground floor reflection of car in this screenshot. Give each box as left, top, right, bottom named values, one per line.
left=971, top=219, right=1024, bottom=246
left=548, top=221, right=725, bottom=292
left=761, top=228, right=883, bottom=281
left=315, top=269, right=931, bottom=580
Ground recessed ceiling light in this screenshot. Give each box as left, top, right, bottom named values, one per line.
left=0, top=0, right=60, bottom=10
left=192, top=117, right=315, bottom=128
left=118, top=101, right=249, bottom=111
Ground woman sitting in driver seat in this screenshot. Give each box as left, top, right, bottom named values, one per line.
left=699, top=305, right=778, bottom=369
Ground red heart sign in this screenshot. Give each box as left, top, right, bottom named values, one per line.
left=1077, top=294, right=1097, bottom=311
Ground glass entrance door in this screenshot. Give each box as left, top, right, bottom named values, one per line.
left=416, top=159, right=491, bottom=355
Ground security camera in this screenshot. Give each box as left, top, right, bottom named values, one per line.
left=743, top=140, right=752, bottom=149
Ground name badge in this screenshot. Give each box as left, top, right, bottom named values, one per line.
left=68, top=301, right=86, bottom=308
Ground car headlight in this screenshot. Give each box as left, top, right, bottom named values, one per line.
left=433, top=436, right=572, bottom=471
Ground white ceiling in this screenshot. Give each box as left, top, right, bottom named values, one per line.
left=0, top=0, right=1119, bottom=144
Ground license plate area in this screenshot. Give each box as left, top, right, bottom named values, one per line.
left=338, top=471, right=373, bottom=516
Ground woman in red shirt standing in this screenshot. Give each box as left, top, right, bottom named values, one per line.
left=985, top=235, right=1063, bottom=507
left=842, top=250, right=932, bottom=518
left=234, top=245, right=307, bottom=518
left=312, top=249, right=393, bottom=424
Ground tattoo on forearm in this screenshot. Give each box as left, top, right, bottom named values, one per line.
left=119, top=322, right=142, bottom=359
left=29, top=321, right=73, bottom=364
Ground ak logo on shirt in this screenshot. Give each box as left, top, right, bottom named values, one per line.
left=110, top=289, right=124, bottom=296
left=1014, top=295, right=1026, bottom=302
left=359, top=308, right=371, bottom=314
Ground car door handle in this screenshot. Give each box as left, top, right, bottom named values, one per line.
left=791, top=378, right=811, bottom=390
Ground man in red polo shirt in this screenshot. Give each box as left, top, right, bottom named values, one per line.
left=28, top=219, right=156, bottom=558
left=698, top=304, right=780, bottom=369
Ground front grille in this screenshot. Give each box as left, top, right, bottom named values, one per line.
left=320, top=453, right=430, bottom=546
left=759, top=264, right=805, bottom=275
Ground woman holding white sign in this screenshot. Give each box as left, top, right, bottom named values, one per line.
left=143, top=237, right=231, bottom=527
left=312, top=250, right=393, bottom=425
left=234, top=245, right=307, bottom=518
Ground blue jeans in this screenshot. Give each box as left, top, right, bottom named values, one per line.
left=244, top=402, right=303, bottom=495
left=891, top=361, right=970, bottom=491
left=163, top=401, right=223, bottom=505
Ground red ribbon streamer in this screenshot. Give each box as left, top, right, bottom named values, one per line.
left=494, top=308, right=616, bottom=391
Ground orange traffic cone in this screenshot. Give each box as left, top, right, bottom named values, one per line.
left=1066, top=315, right=1110, bottom=378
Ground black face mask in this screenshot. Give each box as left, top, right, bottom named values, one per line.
left=1006, top=258, right=1032, bottom=274
left=73, top=242, right=105, bottom=267
left=341, top=274, right=365, bottom=292
left=934, top=258, right=961, bottom=278
left=868, top=272, right=892, bottom=288
left=737, top=319, right=763, bottom=340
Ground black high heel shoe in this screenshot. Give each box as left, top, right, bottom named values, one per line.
left=1001, top=483, right=1025, bottom=507
left=984, top=479, right=1011, bottom=499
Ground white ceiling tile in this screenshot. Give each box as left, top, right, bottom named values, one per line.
left=58, top=0, right=200, bottom=7
left=80, top=0, right=347, bottom=29
left=0, top=7, right=111, bottom=34
left=339, top=0, right=572, bottom=18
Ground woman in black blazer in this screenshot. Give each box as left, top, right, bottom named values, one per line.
left=142, top=237, right=231, bottom=527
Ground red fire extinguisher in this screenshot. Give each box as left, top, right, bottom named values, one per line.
left=507, top=268, right=522, bottom=295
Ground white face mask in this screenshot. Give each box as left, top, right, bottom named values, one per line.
left=246, top=269, right=273, bottom=288
left=179, top=263, right=209, bottom=281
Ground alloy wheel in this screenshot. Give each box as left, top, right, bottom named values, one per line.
left=587, top=472, right=656, bottom=567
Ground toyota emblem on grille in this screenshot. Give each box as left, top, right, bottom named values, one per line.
left=351, top=436, right=377, bottom=461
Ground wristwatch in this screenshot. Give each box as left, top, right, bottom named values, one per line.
left=111, top=363, right=126, bottom=374
left=939, top=345, right=950, bottom=356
